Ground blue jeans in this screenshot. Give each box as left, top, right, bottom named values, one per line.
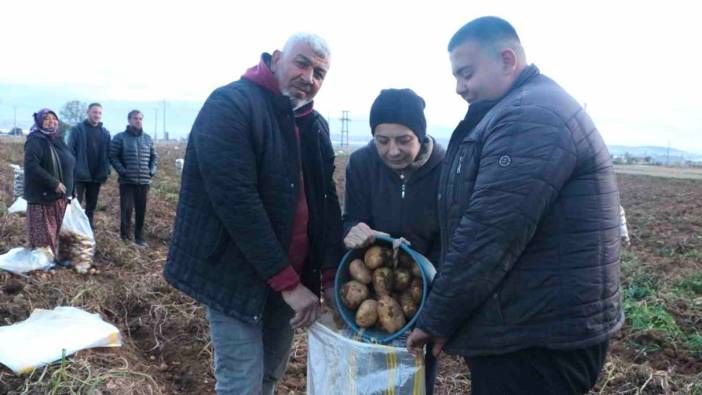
left=206, top=294, right=295, bottom=395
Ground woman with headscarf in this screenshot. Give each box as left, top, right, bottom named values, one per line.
left=23, top=109, right=75, bottom=259
left=342, top=88, right=445, bottom=394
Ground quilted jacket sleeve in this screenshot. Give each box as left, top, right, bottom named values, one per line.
left=109, top=133, right=128, bottom=176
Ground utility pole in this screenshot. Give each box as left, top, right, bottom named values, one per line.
left=162, top=99, right=167, bottom=142
left=340, top=110, right=350, bottom=148
left=14, top=106, right=17, bottom=129
left=154, top=108, right=158, bottom=138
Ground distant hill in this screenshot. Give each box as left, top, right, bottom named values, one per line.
left=607, top=145, right=702, bottom=165
left=608, top=145, right=697, bottom=158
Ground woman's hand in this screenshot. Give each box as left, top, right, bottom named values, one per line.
left=344, top=222, right=389, bottom=249
left=55, top=182, right=66, bottom=194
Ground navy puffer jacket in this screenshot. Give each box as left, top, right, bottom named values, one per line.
left=109, top=128, right=158, bottom=185
left=417, top=65, right=623, bottom=357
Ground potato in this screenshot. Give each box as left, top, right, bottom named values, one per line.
left=372, top=267, right=394, bottom=296
left=410, top=278, right=423, bottom=304
left=393, top=268, right=412, bottom=291
left=349, top=259, right=372, bottom=284
left=355, top=299, right=378, bottom=328
left=364, top=246, right=389, bottom=270
left=396, top=250, right=423, bottom=277
left=340, top=280, right=369, bottom=310
left=74, top=262, right=91, bottom=274
left=411, top=263, right=422, bottom=278
left=377, top=295, right=406, bottom=333
left=398, top=252, right=414, bottom=268
left=399, top=291, right=418, bottom=319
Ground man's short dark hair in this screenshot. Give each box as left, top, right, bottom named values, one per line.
left=128, top=110, right=142, bottom=120
left=448, top=16, right=520, bottom=52
left=88, top=102, right=102, bottom=110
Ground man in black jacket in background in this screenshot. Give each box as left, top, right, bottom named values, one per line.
left=67, top=102, right=111, bottom=228
left=407, top=16, right=623, bottom=395
left=109, top=110, right=158, bottom=246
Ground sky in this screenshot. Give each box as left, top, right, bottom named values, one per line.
left=1, top=1, right=701, bottom=153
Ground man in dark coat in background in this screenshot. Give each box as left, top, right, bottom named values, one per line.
left=109, top=110, right=158, bottom=246
left=67, top=102, right=111, bottom=228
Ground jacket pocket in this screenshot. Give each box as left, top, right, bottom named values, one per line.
left=204, top=224, right=229, bottom=263
left=451, top=140, right=478, bottom=203
left=475, top=291, right=505, bottom=325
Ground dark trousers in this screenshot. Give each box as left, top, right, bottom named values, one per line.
left=119, top=184, right=149, bottom=241
left=424, top=343, right=438, bottom=395
left=75, top=182, right=101, bottom=227
left=466, top=340, right=609, bottom=395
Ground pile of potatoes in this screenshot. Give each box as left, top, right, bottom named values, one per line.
left=340, top=245, right=424, bottom=334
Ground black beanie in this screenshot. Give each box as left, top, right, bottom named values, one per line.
left=369, top=88, right=427, bottom=142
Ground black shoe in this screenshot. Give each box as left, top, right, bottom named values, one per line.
left=135, top=239, right=147, bottom=247
left=54, top=260, right=72, bottom=269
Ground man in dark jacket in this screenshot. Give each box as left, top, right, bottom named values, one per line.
left=67, top=102, right=111, bottom=228
left=406, top=17, right=623, bottom=395
left=109, top=110, right=158, bottom=246
left=163, top=33, right=343, bottom=395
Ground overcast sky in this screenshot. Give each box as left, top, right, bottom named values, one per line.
left=2, top=1, right=701, bottom=152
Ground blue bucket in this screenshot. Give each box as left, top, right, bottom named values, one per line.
left=334, top=235, right=436, bottom=344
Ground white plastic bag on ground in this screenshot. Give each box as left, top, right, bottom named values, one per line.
left=0, top=306, right=122, bottom=374
left=307, top=315, right=425, bottom=395
left=8, top=197, right=27, bottom=214
left=59, top=199, right=95, bottom=273
left=619, top=205, right=631, bottom=246
left=0, top=247, right=54, bottom=274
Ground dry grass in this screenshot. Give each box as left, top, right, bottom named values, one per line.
left=0, top=138, right=211, bottom=394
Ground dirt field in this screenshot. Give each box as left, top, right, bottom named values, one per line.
left=614, top=165, right=702, bottom=180
left=1, top=137, right=700, bottom=394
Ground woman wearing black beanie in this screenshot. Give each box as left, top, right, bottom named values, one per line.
left=342, top=88, right=445, bottom=394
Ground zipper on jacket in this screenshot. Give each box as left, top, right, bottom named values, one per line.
left=400, top=173, right=406, bottom=239
left=400, top=174, right=406, bottom=199
left=456, top=154, right=464, bottom=175
left=136, top=135, right=142, bottom=184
